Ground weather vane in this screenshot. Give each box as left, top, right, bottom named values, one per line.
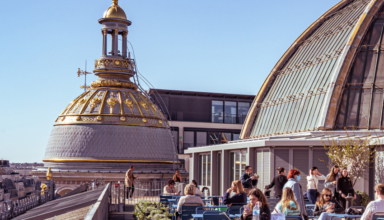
left=77, top=60, right=91, bottom=92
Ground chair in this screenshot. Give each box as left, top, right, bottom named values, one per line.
left=285, top=216, right=303, bottom=220
left=349, top=206, right=366, bottom=213
left=227, top=204, right=244, bottom=215
left=306, top=204, right=315, bottom=218
left=203, top=212, right=231, bottom=220
left=180, top=203, right=203, bottom=220
left=267, top=198, right=280, bottom=212
left=373, top=212, right=384, bottom=220
left=159, top=195, right=173, bottom=207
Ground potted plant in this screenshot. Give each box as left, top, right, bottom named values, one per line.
left=133, top=200, right=171, bottom=220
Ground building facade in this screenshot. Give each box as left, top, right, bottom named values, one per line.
left=186, top=0, right=384, bottom=198
left=149, top=89, right=254, bottom=172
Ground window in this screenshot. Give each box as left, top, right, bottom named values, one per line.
left=196, top=132, right=207, bottom=147
left=184, top=131, right=194, bottom=149
left=212, top=101, right=224, bottom=123
left=218, top=153, right=222, bottom=195
left=238, top=102, right=251, bottom=124
left=233, top=133, right=240, bottom=140
left=221, top=133, right=232, bottom=143
left=230, top=150, right=247, bottom=182
left=224, top=101, right=237, bottom=123
left=171, top=130, right=180, bottom=153
left=199, top=153, right=211, bottom=187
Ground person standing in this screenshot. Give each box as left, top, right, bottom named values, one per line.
left=307, top=166, right=326, bottom=204
left=173, top=170, right=182, bottom=182
left=241, top=165, right=258, bottom=194
left=324, top=165, right=340, bottom=198
left=361, top=184, right=384, bottom=220
left=283, top=169, right=308, bottom=220
left=223, top=180, right=247, bottom=206
left=337, top=168, right=355, bottom=209
left=125, top=166, right=137, bottom=200
left=265, top=167, right=288, bottom=199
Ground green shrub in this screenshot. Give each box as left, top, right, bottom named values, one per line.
left=133, top=200, right=171, bottom=220
left=354, top=190, right=370, bottom=207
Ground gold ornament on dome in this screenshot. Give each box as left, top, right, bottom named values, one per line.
left=107, top=92, right=118, bottom=114
left=89, top=97, right=101, bottom=112
left=124, top=99, right=134, bottom=114
left=61, top=117, right=65, bottom=121
left=97, top=116, right=102, bottom=121
left=158, top=120, right=163, bottom=124
left=142, top=118, right=147, bottom=123
left=76, top=116, right=81, bottom=121
left=114, top=60, right=120, bottom=66
left=120, top=116, right=126, bottom=121
left=139, top=100, right=149, bottom=111
left=91, top=79, right=137, bottom=89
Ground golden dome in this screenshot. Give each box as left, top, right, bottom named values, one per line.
left=56, top=88, right=166, bottom=128
left=103, top=0, right=127, bottom=20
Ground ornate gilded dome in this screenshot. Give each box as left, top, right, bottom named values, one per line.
left=103, top=0, right=127, bottom=20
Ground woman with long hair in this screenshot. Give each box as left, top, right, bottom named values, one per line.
left=313, top=188, right=344, bottom=220
left=173, top=170, right=182, bottom=182
left=324, top=165, right=340, bottom=197
left=191, top=179, right=203, bottom=197
left=240, top=189, right=271, bottom=220
left=274, top=188, right=300, bottom=215
left=163, top=179, right=180, bottom=196
left=176, top=184, right=204, bottom=213
left=265, top=167, right=288, bottom=199
left=337, top=168, right=355, bottom=208
left=223, top=180, right=247, bottom=206
left=283, top=169, right=308, bottom=220
left=307, top=166, right=326, bottom=204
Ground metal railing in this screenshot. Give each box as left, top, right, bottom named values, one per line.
left=84, top=183, right=111, bottom=220
left=0, top=191, right=48, bottom=220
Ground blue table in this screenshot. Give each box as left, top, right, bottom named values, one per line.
left=192, top=213, right=241, bottom=219
left=328, top=213, right=362, bottom=220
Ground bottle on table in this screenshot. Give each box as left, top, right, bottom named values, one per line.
left=252, top=203, right=260, bottom=220
left=219, top=196, right=223, bottom=206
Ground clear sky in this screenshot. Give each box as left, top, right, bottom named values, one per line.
left=0, top=0, right=340, bottom=163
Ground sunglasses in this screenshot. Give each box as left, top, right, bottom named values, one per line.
left=324, top=194, right=332, bottom=197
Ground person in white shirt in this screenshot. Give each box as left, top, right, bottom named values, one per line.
left=361, top=184, right=384, bottom=220
left=176, top=184, right=204, bottom=213
left=307, top=166, right=326, bottom=204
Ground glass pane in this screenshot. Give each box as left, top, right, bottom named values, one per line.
left=224, top=101, right=237, bottom=123
left=346, top=89, right=360, bottom=127
left=184, top=131, right=194, bottom=149
left=199, top=155, right=202, bottom=184
left=196, top=132, right=207, bottom=147
left=235, top=152, right=241, bottom=181
left=203, top=155, right=206, bottom=186
left=371, top=89, right=383, bottom=127
left=212, top=101, right=224, bottom=123
left=233, top=133, right=240, bottom=140
left=241, top=151, right=247, bottom=179
left=218, top=153, right=221, bottom=195
left=207, top=154, right=211, bottom=186
left=335, top=91, right=348, bottom=128
left=208, top=132, right=220, bottom=145
left=238, top=102, right=251, bottom=124
left=172, top=130, right=179, bottom=151
left=221, top=133, right=232, bottom=143
left=230, top=152, right=234, bottom=182
left=358, top=89, right=371, bottom=127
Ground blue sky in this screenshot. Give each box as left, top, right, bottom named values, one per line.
left=0, top=0, right=339, bottom=162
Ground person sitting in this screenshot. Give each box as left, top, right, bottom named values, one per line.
left=240, top=189, right=271, bottom=220
left=274, top=188, right=301, bottom=216
left=313, top=188, right=344, bottom=220
left=176, top=183, right=204, bottom=214
left=361, top=184, right=384, bottom=220
left=191, top=179, right=203, bottom=197
left=223, top=180, right=247, bottom=206
left=163, top=179, right=180, bottom=196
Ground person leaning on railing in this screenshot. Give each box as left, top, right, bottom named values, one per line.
left=313, top=188, right=344, bottom=220
left=163, top=179, right=180, bottom=196
left=240, top=188, right=271, bottom=220
left=361, top=184, right=384, bottom=220
left=176, top=184, right=204, bottom=213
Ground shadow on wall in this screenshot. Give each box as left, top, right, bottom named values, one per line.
left=376, top=146, right=384, bottom=185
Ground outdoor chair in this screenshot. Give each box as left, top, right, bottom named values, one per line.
left=286, top=216, right=304, bottom=220
left=349, top=206, right=366, bottom=213
left=180, top=203, right=203, bottom=220
left=159, top=195, right=172, bottom=207
left=306, top=204, right=315, bottom=218
left=373, top=212, right=384, bottom=220
left=203, top=211, right=231, bottom=220
left=267, top=197, right=280, bottom=212
left=227, top=204, right=244, bottom=215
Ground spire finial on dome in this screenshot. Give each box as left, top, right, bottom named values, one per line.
left=112, top=0, right=118, bottom=5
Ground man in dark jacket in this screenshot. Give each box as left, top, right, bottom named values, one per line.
left=241, top=166, right=258, bottom=194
